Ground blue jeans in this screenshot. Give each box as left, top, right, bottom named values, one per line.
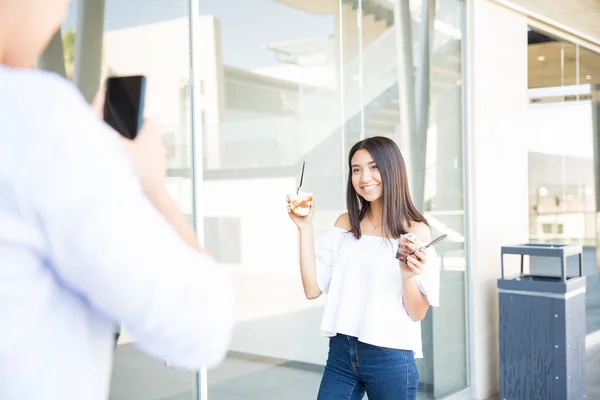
left=317, top=334, right=419, bottom=400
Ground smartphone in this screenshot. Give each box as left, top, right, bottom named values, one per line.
left=103, top=75, right=146, bottom=139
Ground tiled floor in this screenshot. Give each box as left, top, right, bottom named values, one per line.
left=587, top=343, right=600, bottom=399
left=109, top=346, right=434, bottom=400
left=110, top=342, right=600, bottom=399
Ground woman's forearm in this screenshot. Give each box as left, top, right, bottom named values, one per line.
left=298, top=227, right=322, bottom=299
left=402, top=278, right=429, bottom=321
left=146, top=188, right=204, bottom=253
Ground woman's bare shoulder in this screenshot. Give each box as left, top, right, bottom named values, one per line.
left=334, top=213, right=352, bottom=231
left=406, top=221, right=432, bottom=243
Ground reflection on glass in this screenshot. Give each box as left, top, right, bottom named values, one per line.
left=199, top=1, right=343, bottom=398
left=357, top=1, right=467, bottom=397
left=528, top=29, right=578, bottom=88
left=413, top=1, right=467, bottom=397
left=200, top=0, right=466, bottom=398
left=527, top=28, right=599, bottom=247
left=526, top=28, right=600, bottom=337
left=579, top=47, right=600, bottom=86
left=43, top=0, right=469, bottom=398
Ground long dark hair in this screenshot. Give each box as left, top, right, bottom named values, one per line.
left=346, top=136, right=428, bottom=240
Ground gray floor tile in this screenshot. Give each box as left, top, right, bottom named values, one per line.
left=109, top=345, right=195, bottom=400
left=109, top=345, right=435, bottom=400
left=157, top=392, right=196, bottom=400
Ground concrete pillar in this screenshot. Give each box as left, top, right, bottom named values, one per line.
left=413, top=0, right=436, bottom=209
left=393, top=0, right=416, bottom=189
left=467, top=1, right=529, bottom=397
left=38, top=29, right=67, bottom=78
left=74, top=0, right=106, bottom=103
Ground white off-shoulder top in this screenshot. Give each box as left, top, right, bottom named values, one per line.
left=315, top=227, right=441, bottom=358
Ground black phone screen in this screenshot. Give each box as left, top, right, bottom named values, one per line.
left=103, top=76, right=146, bottom=139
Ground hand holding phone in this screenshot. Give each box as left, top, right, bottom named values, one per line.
left=100, top=76, right=166, bottom=192
left=103, top=75, right=146, bottom=139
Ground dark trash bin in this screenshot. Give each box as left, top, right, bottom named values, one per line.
left=498, top=243, right=586, bottom=400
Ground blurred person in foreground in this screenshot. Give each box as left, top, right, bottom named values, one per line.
left=0, top=1, right=234, bottom=399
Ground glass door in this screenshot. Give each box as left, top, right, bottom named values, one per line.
left=195, top=0, right=345, bottom=398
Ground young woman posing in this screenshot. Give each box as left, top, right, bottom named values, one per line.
left=287, top=136, right=440, bottom=400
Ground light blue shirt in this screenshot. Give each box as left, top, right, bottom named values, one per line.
left=0, top=66, right=234, bottom=400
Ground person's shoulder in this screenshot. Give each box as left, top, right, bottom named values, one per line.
left=0, top=68, right=87, bottom=152
left=4, top=67, right=79, bottom=99
left=3, top=68, right=89, bottom=126
left=5, top=68, right=125, bottom=174
left=406, top=220, right=431, bottom=243
left=334, top=213, right=351, bottom=231
left=34, top=70, right=87, bottom=109
left=26, top=71, right=107, bottom=141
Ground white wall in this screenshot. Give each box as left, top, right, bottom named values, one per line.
left=103, top=19, right=190, bottom=127
left=468, top=1, right=530, bottom=398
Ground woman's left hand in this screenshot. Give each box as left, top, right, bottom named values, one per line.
left=400, top=247, right=427, bottom=280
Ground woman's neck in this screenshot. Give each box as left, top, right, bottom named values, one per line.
left=367, top=199, right=383, bottom=227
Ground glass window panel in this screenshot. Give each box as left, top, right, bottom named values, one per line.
left=40, top=0, right=469, bottom=398
left=528, top=30, right=579, bottom=89
left=198, top=0, right=344, bottom=398
left=354, top=0, right=468, bottom=398
left=526, top=27, right=600, bottom=339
